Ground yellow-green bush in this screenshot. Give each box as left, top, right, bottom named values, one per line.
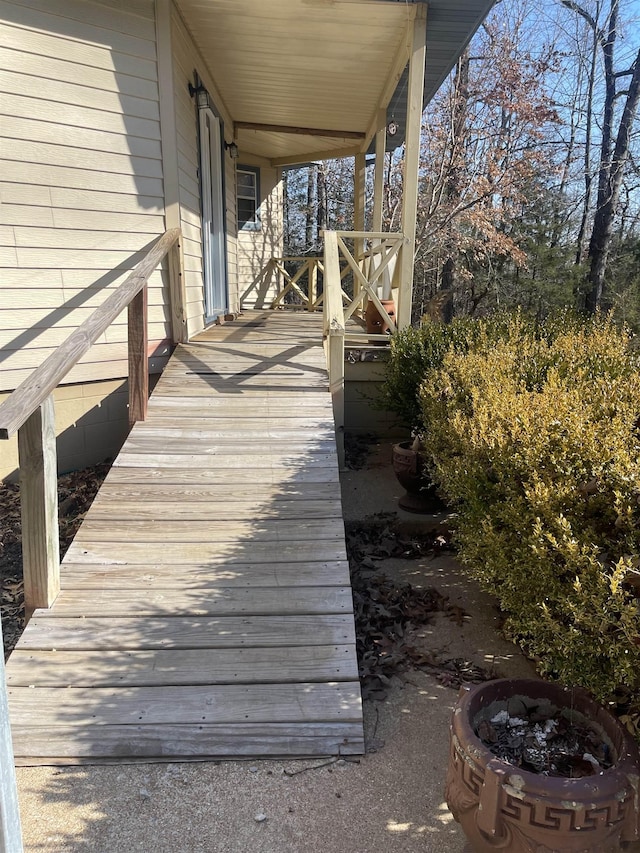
left=419, top=313, right=640, bottom=701
left=379, top=312, right=521, bottom=432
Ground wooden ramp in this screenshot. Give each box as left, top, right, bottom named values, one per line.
left=6, top=311, right=364, bottom=764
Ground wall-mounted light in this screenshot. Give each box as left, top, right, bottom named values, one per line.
left=188, top=81, right=204, bottom=98
left=225, top=141, right=239, bottom=159
left=387, top=120, right=398, bottom=137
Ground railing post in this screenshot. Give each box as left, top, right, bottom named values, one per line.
left=168, top=239, right=188, bottom=344
left=323, top=232, right=346, bottom=470
left=308, top=259, right=317, bottom=311
left=17, top=395, right=60, bottom=612
left=0, top=617, right=22, bottom=852
left=128, top=285, right=149, bottom=427
left=328, top=332, right=345, bottom=470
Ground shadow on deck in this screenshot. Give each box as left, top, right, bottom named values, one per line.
left=6, top=311, right=364, bottom=764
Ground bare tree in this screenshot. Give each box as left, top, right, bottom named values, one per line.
left=561, top=0, right=640, bottom=311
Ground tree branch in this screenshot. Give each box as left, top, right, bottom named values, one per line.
left=559, top=0, right=605, bottom=48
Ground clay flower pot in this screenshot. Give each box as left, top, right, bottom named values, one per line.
left=365, top=298, right=395, bottom=336
left=445, top=678, right=640, bottom=852
left=392, top=440, right=441, bottom=513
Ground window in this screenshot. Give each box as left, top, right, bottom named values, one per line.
left=237, top=165, right=260, bottom=230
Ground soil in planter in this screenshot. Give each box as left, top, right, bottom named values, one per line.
left=474, top=695, right=615, bottom=778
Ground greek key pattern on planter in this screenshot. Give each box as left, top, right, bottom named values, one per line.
left=501, top=796, right=628, bottom=833
left=452, top=739, right=631, bottom=835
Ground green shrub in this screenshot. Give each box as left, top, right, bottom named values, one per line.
left=378, top=317, right=478, bottom=432
left=419, top=313, right=640, bottom=702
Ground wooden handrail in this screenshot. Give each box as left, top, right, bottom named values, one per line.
left=333, top=231, right=404, bottom=240
left=0, top=227, right=183, bottom=613
left=0, top=228, right=181, bottom=440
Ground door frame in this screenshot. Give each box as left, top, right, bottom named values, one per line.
left=195, top=86, right=228, bottom=322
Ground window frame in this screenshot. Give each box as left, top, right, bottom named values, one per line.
left=236, top=164, right=261, bottom=231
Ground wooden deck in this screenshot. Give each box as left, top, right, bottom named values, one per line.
left=6, top=311, right=364, bottom=764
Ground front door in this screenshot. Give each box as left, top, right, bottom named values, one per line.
left=197, top=94, right=227, bottom=322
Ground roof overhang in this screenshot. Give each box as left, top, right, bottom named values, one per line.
left=174, top=0, right=495, bottom=166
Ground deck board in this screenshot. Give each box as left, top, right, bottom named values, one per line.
left=7, top=311, right=364, bottom=763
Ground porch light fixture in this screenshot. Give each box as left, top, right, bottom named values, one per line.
left=225, top=140, right=239, bottom=159
left=387, top=120, right=398, bottom=137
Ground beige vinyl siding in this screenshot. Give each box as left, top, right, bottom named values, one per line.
left=171, top=6, right=238, bottom=330
left=238, top=163, right=283, bottom=308
left=171, top=10, right=205, bottom=335
left=0, top=0, right=168, bottom=392
left=0, top=378, right=132, bottom=481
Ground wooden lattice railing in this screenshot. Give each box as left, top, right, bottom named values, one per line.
left=240, top=256, right=324, bottom=311
left=0, top=228, right=185, bottom=612
left=322, top=230, right=407, bottom=469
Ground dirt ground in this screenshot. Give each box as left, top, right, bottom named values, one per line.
left=11, top=439, right=536, bottom=852
left=0, top=463, right=110, bottom=657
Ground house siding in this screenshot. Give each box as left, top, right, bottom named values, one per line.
left=0, top=0, right=169, bottom=392
left=170, top=6, right=238, bottom=328
left=237, top=161, right=283, bottom=308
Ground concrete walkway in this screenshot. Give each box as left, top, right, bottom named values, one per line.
left=15, top=441, right=534, bottom=852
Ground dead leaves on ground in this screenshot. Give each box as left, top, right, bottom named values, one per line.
left=346, top=514, right=493, bottom=700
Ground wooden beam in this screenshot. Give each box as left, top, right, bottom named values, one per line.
left=269, top=145, right=362, bottom=168
left=18, top=395, right=60, bottom=611
left=128, top=286, right=149, bottom=426
left=236, top=121, right=365, bottom=140
left=398, top=4, right=427, bottom=329
left=167, top=239, right=188, bottom=344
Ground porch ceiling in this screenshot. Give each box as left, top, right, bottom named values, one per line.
left=173, top=0, right=493, bottom=165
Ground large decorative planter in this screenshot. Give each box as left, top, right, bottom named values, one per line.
left=445, top=678, right=640, bottom=852
left=392, top=441, right=441, bottom=513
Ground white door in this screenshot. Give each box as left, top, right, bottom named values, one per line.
left=197, top=97, right=227, bottom=321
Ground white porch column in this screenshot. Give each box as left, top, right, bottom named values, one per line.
left=372, top=109, right=386, bottom=232
left=353, top=152, right=367, bottom=305
left=397, top=3, right=427, bottom=329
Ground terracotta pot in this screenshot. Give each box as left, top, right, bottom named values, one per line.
left=445, top=678, right=640, bottom=852
left=392, top=441, right=441, bottom=513
left=365, top=299, right=395, bottom=335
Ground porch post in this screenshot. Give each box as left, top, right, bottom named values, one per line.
left=397, top=3, right=427, bottom=329
left=353, top=152, right=366, bottom=306
left=372, top=109, right=386, bottom=232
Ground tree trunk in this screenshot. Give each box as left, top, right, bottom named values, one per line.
left=586, top=47, right=640, bottom=311
left=305, top=165, right=315, bottom=251
left=316, top=162, right=327, bottom=252
left=439, top=50, right=470, bottom=321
